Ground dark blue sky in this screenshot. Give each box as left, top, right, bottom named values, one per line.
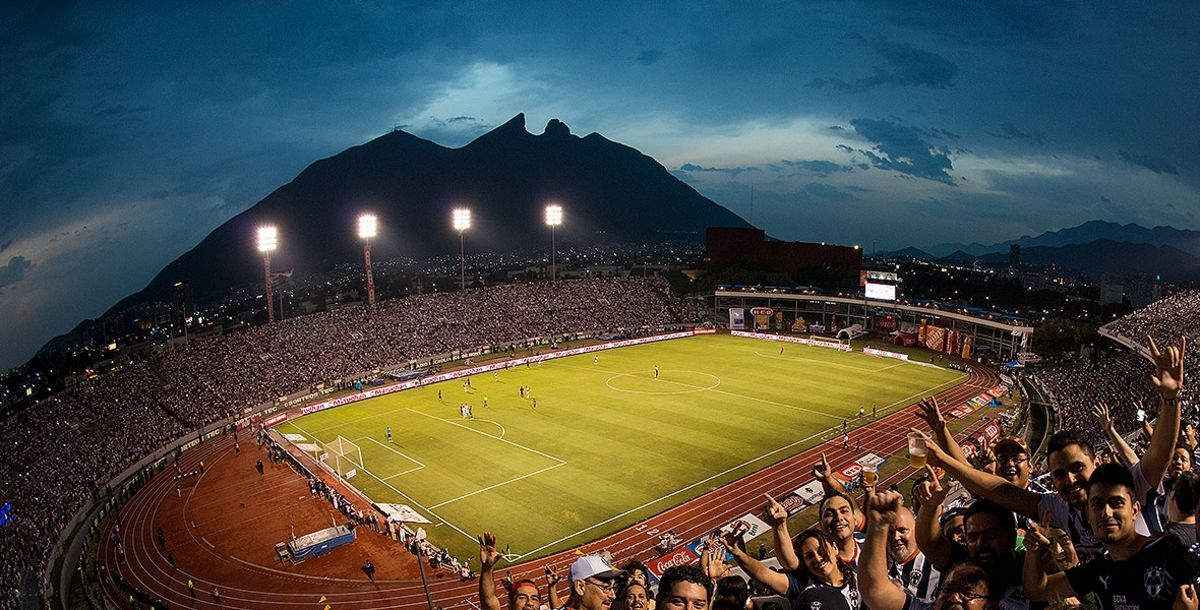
left=1, top=2, right=1198, bottom=370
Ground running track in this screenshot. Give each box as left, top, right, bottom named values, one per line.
left=98, top=359, right=999, bottom=609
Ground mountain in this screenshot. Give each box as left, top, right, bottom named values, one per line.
left=929, top=220, right=1200, bottom=258
left=975, top=240, right=1200, bottom=281
left=105, top=114, right=752, bottom=312
left=875, top=246, right=934, bottom=260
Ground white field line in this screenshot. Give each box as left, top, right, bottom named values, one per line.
left=287, top=422, right=477, bottom=544
left=751, top=350, right=905, bottom=373
left=357, top=437, right=428, bottom=478
left=405, top=409, right=567, bottom=465
left=467, top=418, right=507, bottom=439
left=511, top=372, right=969, bottom=560
left=428, top=462, right=568, bottom=509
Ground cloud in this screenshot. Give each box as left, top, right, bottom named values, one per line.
left=637, top=48, right=663, bottom=65
left=677, top=163, right=759, bottom=176
left=845, top=118, right=957, bottom=185
left=0, top=240, right=11, bottom=254
left=809, top=35, right=957, bottom=92
left=1117, top=150, right=1179, bottom=175
left=0, top=256, right=33, bottom=290
left=991, top=122, right=1044, bottom=145
left=782, top=160, right=854, bottom=176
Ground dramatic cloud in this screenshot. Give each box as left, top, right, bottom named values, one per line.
left=1118, top=150, right=1179, bottom=175
left=0, top=256, right=33, bottom=290
left=992, top=122, right=1044, bottom=145
left=677, top=163, right=759, bottom=176
left=809, top=35, right=957, bottom=92
left=782, top=160, right=855, bottom=176
left=846, top=119, right=957, bottom=185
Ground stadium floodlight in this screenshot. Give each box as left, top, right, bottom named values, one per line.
left=358, top=214, right=378, bottom=306
left=544, top=204, right=563, bottom=283
left=256, top=226, right=278, bottom=253
left=452, top=208, right=471, bottom=291
left=256, top=226, right=278, bottom=323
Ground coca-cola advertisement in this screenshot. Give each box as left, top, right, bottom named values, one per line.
left=645, top=546, right=699, bottom=579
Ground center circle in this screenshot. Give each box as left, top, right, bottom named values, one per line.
left=604, top=370, right=722, bottom=395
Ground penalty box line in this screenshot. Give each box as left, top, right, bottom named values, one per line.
left=354, top=437, right=428, bottom=479
left=286, top=422, right=478, bottom=545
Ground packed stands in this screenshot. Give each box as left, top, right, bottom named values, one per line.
left=0, top=277, right=694, bottom=607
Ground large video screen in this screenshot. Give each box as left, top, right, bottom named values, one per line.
left=865, top=282, right=896, bottom=301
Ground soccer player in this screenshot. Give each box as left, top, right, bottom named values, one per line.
left=532, top=398, right=537, bottom=410
left=594, top=355, right=599, bottom=365
left=386, top=426, right=393, bottom=443
left=483, top=396, right=489, bottom=408
left=654, top=366, right=660, bottom=379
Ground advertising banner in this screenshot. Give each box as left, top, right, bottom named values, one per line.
left=795, top=481, right=825, bottom=504
left=725, top=513, right=771, bottom=542
left=646, top=547, right=699, bottom=579
left=777, top=492, right=807, bottom=515
left=730, top=308, right=746, bottom=330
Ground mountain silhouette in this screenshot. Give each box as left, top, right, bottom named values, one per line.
left=928, top=220, right=1200, bottom=258
left=108, top=114, right=752, bottom=312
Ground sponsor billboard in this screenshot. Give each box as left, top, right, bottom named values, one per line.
left=646, top=546, right=700, bottom=579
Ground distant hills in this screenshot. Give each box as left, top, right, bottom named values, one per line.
left=882, top=221, right=1200, bottom=281
left=108, top=114, right=752, bottom=312
left=928, top=220, right=1200, bottom=259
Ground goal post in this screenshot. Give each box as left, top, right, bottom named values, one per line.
left=321, top=435, right=364, bottom=477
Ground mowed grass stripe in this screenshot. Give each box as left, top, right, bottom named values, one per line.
left=276, top=334, right=964, bottom=560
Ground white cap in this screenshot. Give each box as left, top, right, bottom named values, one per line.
left=569, top=554, right=624, bottom=583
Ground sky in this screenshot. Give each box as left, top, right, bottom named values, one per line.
left=1, top=2, right=1198, bottom=371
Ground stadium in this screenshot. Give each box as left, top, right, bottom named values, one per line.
left=3, top=7, right=1198, bottom=609
left=3, top=225, right=1200, bottom=610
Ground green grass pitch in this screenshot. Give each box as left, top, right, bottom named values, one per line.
left=275, top=334, right=965, bottom=562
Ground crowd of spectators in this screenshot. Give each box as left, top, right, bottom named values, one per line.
left=477, top=328, right=1199, bottom=610
left=0, top=277, right=692, bottom=607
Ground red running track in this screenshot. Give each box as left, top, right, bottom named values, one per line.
left=99, top=359, right=999, bottom=610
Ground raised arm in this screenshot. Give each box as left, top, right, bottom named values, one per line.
left=545, top=567, right=563, bottom=610
left=1142, top=335, right=1187, bottom=487
left=1022, top=516, right=1077, bottom=602
left=478, top=532, right=503, bottom=610
left=762, top=493, right=800, bottom=571
left=814, top=453, right=851, bottom=500
left=720, top=530, right=789, bottom=595
left=1094, top=402, right=1138, bottom=467
left=916, top=397, right=969, bottom=465
left=916, top=429, right=1042, bottom=519
left=858, top=490, right=910, bottom=610
left=913, top=465, right=953, bottom=569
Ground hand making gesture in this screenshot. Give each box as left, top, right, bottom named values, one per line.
left=1092, top=401, right=1114, bottom=431
left=478, top=532, right=501, bottom=572
left=912, top=464, right=948, bottom=508
left=1148, top=334, right=1186, bottom=400
left=762, top=493, right=788, bottom=527
left=916, top=397, right=945, bottom=432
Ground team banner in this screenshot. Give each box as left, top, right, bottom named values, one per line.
left=725, top=513, right=771, bottom=542
left=777, top=492, right=807, bottom=515
left=729, top=308, right=746, bottom=330
left=375, top=503, right=433, bottom=524
left=795, top=481, right=825, bottom=504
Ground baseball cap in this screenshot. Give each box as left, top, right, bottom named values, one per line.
left=993, top=436, right=1029, bottom=455
left=569, top=554, right=625, bottom=583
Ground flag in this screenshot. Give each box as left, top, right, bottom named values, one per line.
left=319, top=596, right=327, bottom=603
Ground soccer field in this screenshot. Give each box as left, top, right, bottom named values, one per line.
left=275, top=334, right=965, bottom=562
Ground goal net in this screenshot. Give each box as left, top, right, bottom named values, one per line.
left=320, top=435, right=364, bottom=478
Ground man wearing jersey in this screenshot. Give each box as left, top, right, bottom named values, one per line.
left=1024, top=463, right=1196, bottom=610
left=886, top=505, right=942, bottom=605
left=919, top=334, right=1185, bottom=562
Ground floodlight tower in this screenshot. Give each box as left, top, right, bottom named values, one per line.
left=256, top=226, right=278, bottom=323
left=358, top=214, right=378, bottom=306
left=452, top=208, right=471, bottom=291
left=544, top=204, right=563, bottom=282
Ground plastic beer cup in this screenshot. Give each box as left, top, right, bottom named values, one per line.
left=908, top=432, right=928, bottom=468
left=862, top=463, right=877, bottom=486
